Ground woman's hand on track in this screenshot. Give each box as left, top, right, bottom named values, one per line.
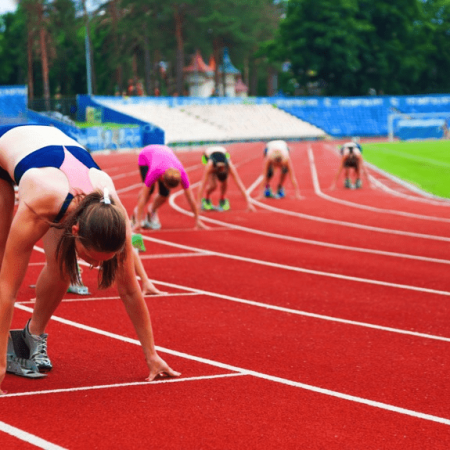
left=142, top=282, right=167, bottom=296
left=195, top=219, right=210, bottom=230
left=145, top=354, right=181, bottom=381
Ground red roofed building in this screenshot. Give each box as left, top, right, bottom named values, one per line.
left=183, top=50, right=215, bottom=97
left=184, top=48, right=246, bottom=97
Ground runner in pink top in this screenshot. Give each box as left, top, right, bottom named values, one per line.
left=138, top=144, right=190, bottom=189
left=133, top=144, right=207, bottom=231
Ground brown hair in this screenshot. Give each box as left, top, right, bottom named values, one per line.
left=51, top=191, right=127, bottom=289
left=163, top=168, right=181, bottom=188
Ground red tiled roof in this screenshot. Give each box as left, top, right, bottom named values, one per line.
left=184, top=50, right=214, bottom=73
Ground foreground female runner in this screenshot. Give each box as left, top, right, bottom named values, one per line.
left=0, top=124, right=180, bottom=394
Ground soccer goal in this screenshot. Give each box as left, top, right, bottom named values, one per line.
left=387, top=111, right=450, bottom=141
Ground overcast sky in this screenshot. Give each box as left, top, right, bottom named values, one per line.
left=0, top=1, right=103, bottom=16
left=0, top=0, right=18, bottom=15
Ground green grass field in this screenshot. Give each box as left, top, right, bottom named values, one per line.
left=363, top=140, right=450, bottom=198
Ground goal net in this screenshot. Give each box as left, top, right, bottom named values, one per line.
left=388, top=111, right=450, bottom=141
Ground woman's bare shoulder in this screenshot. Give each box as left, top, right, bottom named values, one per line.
left=90, top=168, right=116, bottom=192
left=18, top=168, right=69, bottom=219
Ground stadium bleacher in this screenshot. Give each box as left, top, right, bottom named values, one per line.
left=95, top=99, right=326, bottom=145
left=3, top=86, right=450, bottom=145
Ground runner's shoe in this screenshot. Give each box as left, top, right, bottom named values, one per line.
left=264, top=187, right=274, bottom=198
left=22, top=319, right=52, bottom=372
left=141, top=219, right=152, bottom=229
left=201, top=198, right=214, bottom=211
left=218, top=199, right=230, bottom=211
left=355, top=179, right=362, bottom=189
left=344, top=178, right=353, bottom=189
left=277, top=187, right=285, bottom=198
left=148, top=212, right=161, bottom=230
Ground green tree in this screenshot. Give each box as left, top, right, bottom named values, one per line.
left=271, top=0, right=425, bottom=96
left=50, top=0, right=86, bottom=95
left=419, top=0, right=450, bottom=93
left=21, top=0, right=53, bottom=104
left=0, top=12, right=28, bottom=86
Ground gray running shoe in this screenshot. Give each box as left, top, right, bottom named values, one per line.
left=148, top=212, right=161, bottom=230
left=22, top=319, right=52, bottom=372
left=141, top=219, right=152, bottom=229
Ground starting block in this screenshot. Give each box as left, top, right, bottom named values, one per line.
left=6, top=330, right=46, bottom=378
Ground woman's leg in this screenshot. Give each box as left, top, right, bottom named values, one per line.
left=0, top=180, right=15, bottom=270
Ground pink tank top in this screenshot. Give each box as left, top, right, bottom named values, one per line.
left=59, top=147, right=94, bottom=194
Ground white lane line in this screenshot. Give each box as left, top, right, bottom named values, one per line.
left=10, top=305, right=450, bottom=427
left=365, top=145, right=450, bottom=168
left=171, top=174, right=450, bottom=244
left=171, top=207, right=450, bottom=265
left=116, top=182, right=141, bottom=194
left=24, top=249, right=450, bottom=342
left=111, top=170, right=140, bottom=180
left=0, top=420, right=67, bottom=450
left=0, top=373, right=244, bottom=398
left=323, top=142, right=450, bottom=206
left=139, top=252, right=213, bottom=259
left=147, top=278, right=450, bottom=343
left=17, top=293, right=198, bottom=305
left=367, top=162, right=450, bottom=205
left=249, top=193, right=450, bottom=242
left=308, top=145, right=450, bottom=222
left=168, top=179, right=450, bottom=263
left=140, top=234, right=450, bottom=297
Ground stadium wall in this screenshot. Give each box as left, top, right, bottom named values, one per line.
left=79, top=93, right=450, bottom=139
left=77, top=95, right=164, bottom=146
left=0, top=85, right=28, bottom=124
left=3, top=87, right=450, bottom=143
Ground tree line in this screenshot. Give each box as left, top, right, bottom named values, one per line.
left=0, top=0, right=448, bottom=103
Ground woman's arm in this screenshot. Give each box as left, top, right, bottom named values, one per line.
left=133, top=185, right=152, bottom=231
left=196, top=162, right=214, bottom=205
left=258, top=159, right=271, bottom=198
left=228, top=162, right=255, bottom=211
left=184, top=187, right=208, bottom=229
left=115, top=208, right=180, bottom=380
left=330, top=158, right=345, bottom=190
left=132, top=250, right=163, bottom=295
left=286, top=159, right=302, bottom=199
left=359, top=156, right=373, bottom=188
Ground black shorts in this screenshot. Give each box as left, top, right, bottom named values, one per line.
left=209, top=152, right=227, bottom=166
left=343, top=156, right=358, bottom=169
left=139, top=165, right=170, bottom=197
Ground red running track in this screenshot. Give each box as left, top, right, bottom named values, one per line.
left=1, top=141, right=450, bottom=449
